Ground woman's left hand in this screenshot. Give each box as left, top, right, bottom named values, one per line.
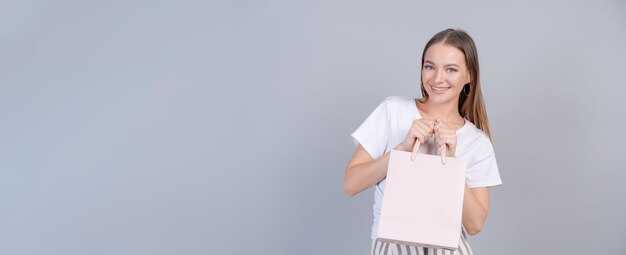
left=434, top=119, right=457, bottom=158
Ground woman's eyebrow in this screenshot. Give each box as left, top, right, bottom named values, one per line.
left=424, top=60, right=460, bottom=67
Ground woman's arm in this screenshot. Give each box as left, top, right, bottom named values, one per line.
left=345, top=119, right=436, bottom=196
left=343, top=144, right=392, bottom=196
left=462, top=185, right=490, bottom=235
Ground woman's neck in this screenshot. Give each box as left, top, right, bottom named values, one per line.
left=417, top=98, right=463, bottom=124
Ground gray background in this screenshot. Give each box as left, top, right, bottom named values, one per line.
left=1, top=0, right=625, bottom=254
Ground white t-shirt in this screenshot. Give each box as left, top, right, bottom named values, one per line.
left=350, top=96, right=503, bottom=240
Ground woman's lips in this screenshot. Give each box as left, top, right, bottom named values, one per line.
left=430, top=85, right=449, bottom=94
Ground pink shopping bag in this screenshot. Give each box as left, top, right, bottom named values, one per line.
left=377, top=143, right=467, bottom=250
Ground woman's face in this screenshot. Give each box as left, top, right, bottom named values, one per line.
left=421, top=43, right=471, bottom=104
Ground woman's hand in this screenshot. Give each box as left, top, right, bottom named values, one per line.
left=434, top=119, right=457, bottom=157
left=394, top=118, right=436, bottom=152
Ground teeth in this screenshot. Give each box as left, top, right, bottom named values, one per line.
left=432, top=87, right=449, bottom=91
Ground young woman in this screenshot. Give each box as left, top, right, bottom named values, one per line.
left=344, top=29, right=503, bottom=255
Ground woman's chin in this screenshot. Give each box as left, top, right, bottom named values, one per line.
left=427, top=93, right=459, bottom=104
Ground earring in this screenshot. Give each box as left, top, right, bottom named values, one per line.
left=463, top=84, right=470, bottom=96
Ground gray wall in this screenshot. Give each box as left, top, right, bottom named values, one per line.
left=1, top=0, right=625, bottom=254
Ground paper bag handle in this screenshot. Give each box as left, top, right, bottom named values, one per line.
left=410, top=141, right=447, bottom=164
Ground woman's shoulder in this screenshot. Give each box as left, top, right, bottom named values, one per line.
left=377, top=96, right=417, bottom=119
left=461, top=121, right=494, bottom=150
left=380, top=96, right=416, bottom=110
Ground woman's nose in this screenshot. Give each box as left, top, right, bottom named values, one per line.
left=433, top=69, right=444, bottom=84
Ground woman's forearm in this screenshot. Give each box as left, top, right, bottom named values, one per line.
left=461, top=184, right=488, bottom=235
left=343, top=152, right=391, bottom=196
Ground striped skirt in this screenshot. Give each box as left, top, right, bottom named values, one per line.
left=370, top=229, right=473, bottom=255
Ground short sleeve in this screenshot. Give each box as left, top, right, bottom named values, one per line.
left=350, top=98, right=390, bottom=159
left=466, top=135, right=503, bottom=188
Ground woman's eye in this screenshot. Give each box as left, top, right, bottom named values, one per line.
left=424, top=65, right=434, bottom=70
left=446, top=68, right=457, bottom=73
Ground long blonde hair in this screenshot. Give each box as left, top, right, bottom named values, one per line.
left=420, top=29, right=493, bottom=141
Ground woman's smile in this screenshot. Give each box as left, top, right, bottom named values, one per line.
left=430, top=85, right=450, bottom=94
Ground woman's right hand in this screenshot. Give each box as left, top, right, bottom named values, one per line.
left=394, top=118, right=436, bottom=152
